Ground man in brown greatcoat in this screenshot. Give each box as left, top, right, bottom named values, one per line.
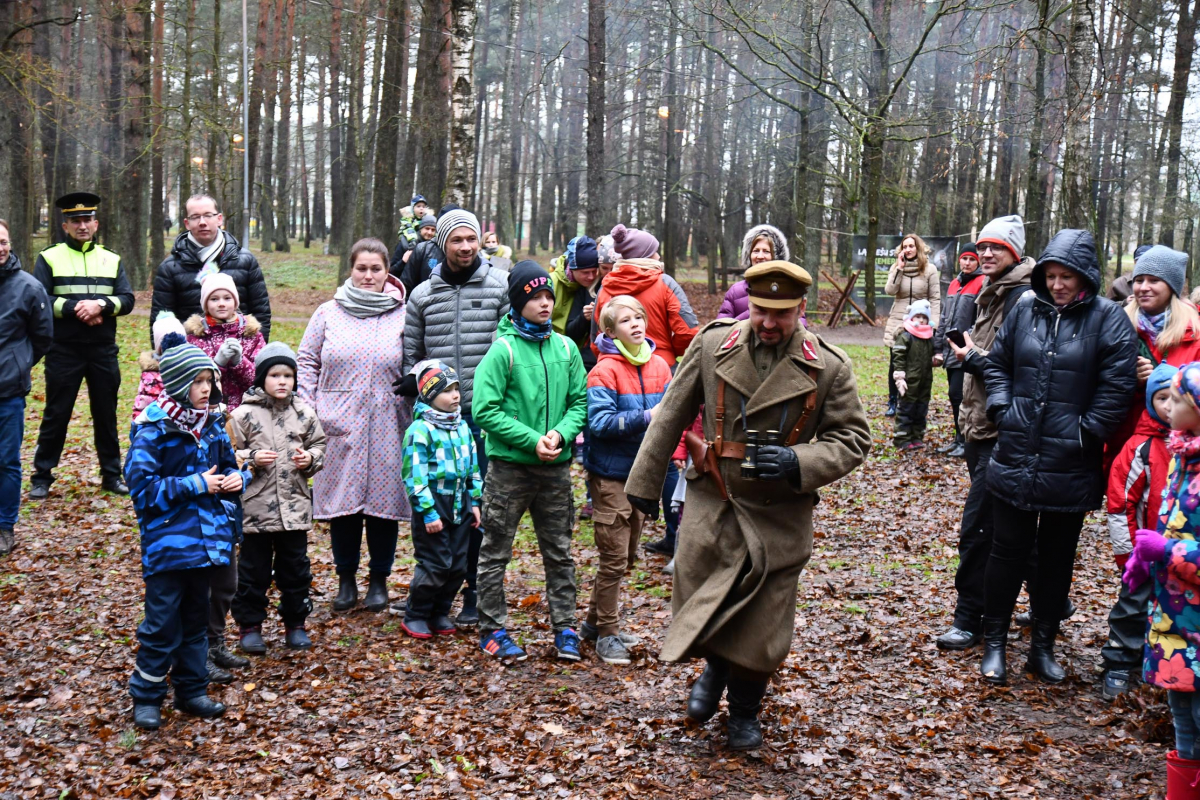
left=625, top=260, right=871, bottom=750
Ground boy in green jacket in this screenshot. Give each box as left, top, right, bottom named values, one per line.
left=473, top=261, right=589, bottom=661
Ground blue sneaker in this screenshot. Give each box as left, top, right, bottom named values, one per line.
left=555, top=628, right=582, bottom=661
left=480, top=629, right=527, bottom=660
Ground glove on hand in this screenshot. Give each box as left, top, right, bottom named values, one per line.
left=755, top=445, right=801, bottom=484
left=1122, top=547, right=1151, bottom=592
left=893, top=371, right=908, bottom=397
left=1134, top=528, right=1169, bottom=564
left=215, top=338, right=243, bottom=368
left=392, top=374, right=419, bottom=398
left=628, top=495, right=660, bottom=520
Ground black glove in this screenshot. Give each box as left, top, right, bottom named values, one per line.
left=392, top=373, right=418, bottom=398
left=627, top=494, right=660, bottom=519
left=755, top=445, right=800, bottom=484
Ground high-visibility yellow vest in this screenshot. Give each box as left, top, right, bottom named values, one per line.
left=40, top=241, right=125, bottom=318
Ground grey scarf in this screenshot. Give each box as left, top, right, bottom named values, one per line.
left=334, top=279, right=401, bottom=318
left=188, top=231, right=225, bottom=269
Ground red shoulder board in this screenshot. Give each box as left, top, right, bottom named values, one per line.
left=802, top=339, right=818, bottom=361
left=721, top=329, right=742, bottom=350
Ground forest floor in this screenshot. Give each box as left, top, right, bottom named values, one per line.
left=0, top=246, right=1171, bottom=799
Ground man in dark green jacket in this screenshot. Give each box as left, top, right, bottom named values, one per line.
left=30, top=192, right=135, bottom=497
left=472, top=261, right=588, bottom=663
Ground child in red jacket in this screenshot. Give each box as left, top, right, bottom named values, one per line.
left=1101, top=362, right=1177, bottom=698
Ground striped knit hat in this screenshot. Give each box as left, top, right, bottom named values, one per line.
left=435, top=209, right=481, bottom=253
left=159, top=334, right=217, bottom=401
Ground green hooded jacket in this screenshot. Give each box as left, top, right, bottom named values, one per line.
left=472, top=314, right=589, bottom=466
left=548, top=255, right=580, bottom=337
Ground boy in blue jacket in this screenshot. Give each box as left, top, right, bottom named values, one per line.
left=125, top=334, right=251, bottom=730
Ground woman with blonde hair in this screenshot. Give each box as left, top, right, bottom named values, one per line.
left=884, top=234, right=941, bottom=416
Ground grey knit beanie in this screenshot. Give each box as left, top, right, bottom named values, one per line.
left=977, top=214, right=1026, bottom=261
left=1133, top=245, right=1189, bottom=298
left=254, top=341, right=298, bottom=388
left=435, top=209, right=481, bottom=253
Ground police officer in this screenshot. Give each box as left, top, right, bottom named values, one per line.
left=625, top=261, right=871, bottom=750
left=30, top=192, right=135, bottom=498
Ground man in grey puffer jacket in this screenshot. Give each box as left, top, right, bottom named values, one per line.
left=402, top=209, right=509, bottom=626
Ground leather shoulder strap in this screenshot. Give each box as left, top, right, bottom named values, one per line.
left=714, top=379, right=726, bottom=453
left=784, top=368, right=820, bottom=447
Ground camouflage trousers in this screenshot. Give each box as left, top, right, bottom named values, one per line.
left=476, top=459, right=577, bottom=633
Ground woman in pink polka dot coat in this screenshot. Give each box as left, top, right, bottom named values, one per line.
left=297, top=239, right=412, bottom=613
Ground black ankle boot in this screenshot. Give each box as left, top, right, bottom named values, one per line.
left=686, top=658, right=730, bottom=722
left=332, top=574, right=358, bottom=612
left=1026, top=618, right=1065, bottom=683
left=980, top=616, right=1009, bottom=685
left=726, top=676, right=769, bottom=751
left=363, top=573, right=389, bottom=612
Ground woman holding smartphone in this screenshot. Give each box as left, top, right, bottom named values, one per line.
left=932, top=244, right=985, bottom=457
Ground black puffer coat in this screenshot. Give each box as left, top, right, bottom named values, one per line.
left=984, top=229, right=1137, bottom=512
left=150, top=232, right=272, bottom=343
left=0, top=254, right=53, bottom=399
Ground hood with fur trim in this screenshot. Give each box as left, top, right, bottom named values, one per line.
left=739, top=224, right=791, bottom=272
left=138, top=351, right=161, bottom=373
left=184, top=313, right=263, bottom=339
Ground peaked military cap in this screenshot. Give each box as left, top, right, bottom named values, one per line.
left=744, top=260, right=812, bottom=309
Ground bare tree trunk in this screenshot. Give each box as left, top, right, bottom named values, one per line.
left=149, top=0, right=165, bottom=266
left=495, top=0, right=521, bottom=242
left=585, top=0, right=607, bottom=233
left=328, top=0, right=345, bottom=252
left=313, top=57, right=327, bottom=241
left=1024, top=0, right=1051, bottom=255
left=245, top=0, right=272, bottom=241
left=1159, top=0, right=1200, bottom=246
left=272, top=0, right=295, bottom=252
left=371, top=0, right=409, bottom=240
left=0, top=0, right=34, bottom=263
left=119, top=0, right=151, bottom=288
left=1060, top=0, right=1096, bottom=229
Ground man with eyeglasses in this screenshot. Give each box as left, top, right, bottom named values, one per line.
left=29, top=192, right=136, bottom=498
left=935, top=215, right=1038, bottom=651
left=150, top=194, right=272, bottom=344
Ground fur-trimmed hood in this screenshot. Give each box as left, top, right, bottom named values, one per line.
left=184, top=313, right=262, bottom=339
left=138, top=351, right=160, bottom=373
left=739, top=224, right=791, bottom=272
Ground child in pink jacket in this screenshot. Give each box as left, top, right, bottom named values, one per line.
left=185, top=272, right=266, bottom=411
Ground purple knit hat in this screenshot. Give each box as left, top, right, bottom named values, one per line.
left=610, top=224, right=660, bottom=260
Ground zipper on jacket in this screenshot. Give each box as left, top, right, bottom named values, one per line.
left=540, top=339, right=550, bottom=434
left=454, top=287, right=463, bottom=376
left=637, top=366, right=647, bottom=411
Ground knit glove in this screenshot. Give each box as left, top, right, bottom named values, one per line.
left=1134, top=528, right=1169, bottom=564
left=214, top=339, right=243, bottom=368
left=893, top=371, right=908, bottom=397
left=1122, top=547, right=1151, bottom=592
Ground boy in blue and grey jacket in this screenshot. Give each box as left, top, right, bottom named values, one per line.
left=400, top=361, right=481, bottom=640
left=124, top=334, right=252, bottom=730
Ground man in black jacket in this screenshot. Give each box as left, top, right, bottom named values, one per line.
left=0, top=220, right=53, bottom=554
left=30, top=192, right=136, bottom=498
left=150, top=195, right=272, bottom=343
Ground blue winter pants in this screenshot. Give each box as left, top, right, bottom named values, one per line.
left=129, top=567, right=213, bottom=705
left=1170, top=691, right=1200, bottom=760
left=0, top=396, right=23, bottom=530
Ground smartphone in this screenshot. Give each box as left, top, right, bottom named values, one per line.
left=947, top=329, right=967, bottom=348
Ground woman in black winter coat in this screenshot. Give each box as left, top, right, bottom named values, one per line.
left=979, top=229, right=1137, bottom=686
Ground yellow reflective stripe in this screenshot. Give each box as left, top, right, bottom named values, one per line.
left=109, top=296, right=124, bottom=315
left=52, top=297, right=69, bottom=318
left=52, top=284, right=114, bottom=296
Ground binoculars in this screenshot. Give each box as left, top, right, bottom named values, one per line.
left=741, top=430, right=781, bottom=479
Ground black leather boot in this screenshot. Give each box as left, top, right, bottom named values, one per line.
left=332, top=574, right=358, bottom=612
left=726, top=675, right=769, bottom=751
left=363, top=572, right=389, bottom=612
left=1026, top=618, right=1065, bottom=683
left=980, top=616, right=1009, bottom=685
left=686, top=658, right=730, bottom=722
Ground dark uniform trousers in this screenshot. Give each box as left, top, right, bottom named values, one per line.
left=33, top=342, right=123, bottom=485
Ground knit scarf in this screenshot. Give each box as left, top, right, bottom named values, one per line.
left=334, top=279, right=401, bottom=318
left=188, top=231, right=225, bottom=283
left=510, top=310, right=553, bottom=341
left=1138, top=308, right=1170, bottom=348
left=157, top=395, right=209, bottom=441
left=1168, top=431, right=1200, bottom=459
left=416, top=400, right=462, bottom=431
left=615, top=339, right=652, bottom=365
left=903, top=320, right=934, bottom=340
